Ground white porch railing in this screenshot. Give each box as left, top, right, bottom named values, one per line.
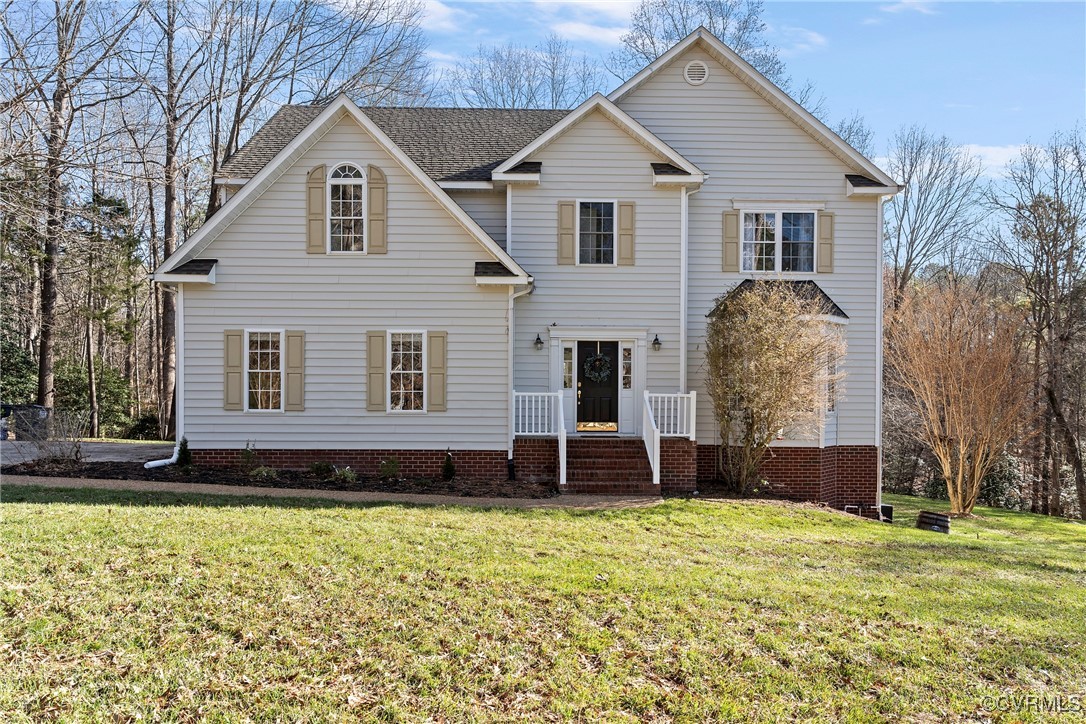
left=642, top=391, right=698, bottom=486
left=513, top=391, right=566, bottom=486
left=647, top=392, right=697, bottom=440
left=642, top=391, right=661, bottom=486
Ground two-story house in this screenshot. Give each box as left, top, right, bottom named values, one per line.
left=150, top=28, right=900, bottom=507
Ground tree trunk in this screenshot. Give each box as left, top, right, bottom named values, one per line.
left=86, top=308, right=99, bottom=438
left=1047, top=385, right=1086, bottom=518
left=37, top=77, right=68, bottom=410
left=159, top=2, right=178, bottom=440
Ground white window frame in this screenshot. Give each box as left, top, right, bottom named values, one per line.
left=739, top=209, right=818, bottom=274
left=243, top=328, right=285, bottom=413
left=327, top=162, right=367, bottom=255
left=575, top=199, right=618, bottom=267
left=387, top=329, right=427, bottom=414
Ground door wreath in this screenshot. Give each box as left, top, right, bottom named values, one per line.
left=583, top=352, right=613, bottom=383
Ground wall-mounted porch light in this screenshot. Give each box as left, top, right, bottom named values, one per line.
left=652, top=334, right=662, bottom=352
left=534, top=333, right=545, bottom=351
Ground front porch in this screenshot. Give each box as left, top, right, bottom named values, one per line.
left=512, top=390, right=697, bottom=492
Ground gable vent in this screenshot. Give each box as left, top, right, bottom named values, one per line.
left=684, top=60, right=709, bottom=86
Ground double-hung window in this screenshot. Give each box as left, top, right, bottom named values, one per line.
left=578, top=201, right=615, bottom=265
left=329, top=164, right=366, bottom=253
left=246, top=331, right=283, bottom=411
left=742, top=211, right=816, bottom=273
left=389, top=331, right=425, bottom=412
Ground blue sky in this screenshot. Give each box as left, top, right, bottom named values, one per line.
left=421, top=1, right=1086, bottom=175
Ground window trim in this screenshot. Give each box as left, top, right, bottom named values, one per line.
left=243, top=328, right=285, bottom=413
left=327, top=162, right=367, bottom=255
left=739, top=209, right=818, bottom=274
left=575, top=199, right=618, bottom=267
left=386, top=329, right=427, bottom=414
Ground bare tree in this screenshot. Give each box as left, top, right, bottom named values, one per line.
left=1, top=0, right=141, bottom=410
left=611, top=0, right=783, bottom=83
left=886, top=282, right=1031, bottom=516
left=448, top=34, right=600, bottom=110
left=884, top=126, right=983, bottom=304
left=834, top=111, right=875, bottom=158
left=704, top=280, right=845, bottom=494
left=989, top=131, right=1086, bottom=518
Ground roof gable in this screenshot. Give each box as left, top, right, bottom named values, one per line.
left=609, top=28, right=897, bottom=188
left=493, top=93, right=703, bottom=179
left=161, top=96, right=530, bottom=281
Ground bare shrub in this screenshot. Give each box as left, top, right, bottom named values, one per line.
left=18, top=409, right=89, bottom=464
left=704, top=280, right=846, bottom=495
left=886, top=283, right=1032, bottom=515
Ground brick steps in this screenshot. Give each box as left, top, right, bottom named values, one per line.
left=563, top=437, right=656, bottom=493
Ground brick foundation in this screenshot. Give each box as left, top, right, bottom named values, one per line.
left=513, top=437, right=558, bottom=482
left=190, top=448, right=507, bottom=479
left=697, top=444, right=879, bottom=508
left=659, top=438, right=697, bottom=493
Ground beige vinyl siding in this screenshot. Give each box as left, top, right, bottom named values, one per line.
left=182, top=113, right=510, bottom=450
left=510, top=110, right=683, bottom=394
left=616, top=47, right=881, bottom=447
left=448, top=190, right=507, bottom=249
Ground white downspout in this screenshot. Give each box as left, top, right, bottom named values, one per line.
left=508, top=283, right=533, bottom=461
left=875, top=195, right=887, bottom=511
left=680, top=185, right=701, bottom=393
left=145, top=283, right=184, bottom=468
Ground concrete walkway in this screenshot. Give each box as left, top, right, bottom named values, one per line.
left=1, top=474, right=665, bottom=510
left=0, top=440, right=175, bottom=465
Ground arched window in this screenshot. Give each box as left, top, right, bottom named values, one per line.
left=328, top=164, right=366, bottom=252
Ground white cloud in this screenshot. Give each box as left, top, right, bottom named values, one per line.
left=963, top=144, right=1023, bottom=178
left=776, top=26, right=828, bottom=57
left=880, top=1, right=938, bottom=15
left=551, top=20, right=626, bottom=46
left=535, top=0, right=637, bottom=22
left=422, top=0, right=470, bottom=34
left=425, top=49, right=463, bottom=71
left=861, top=17, right=883, bottom=26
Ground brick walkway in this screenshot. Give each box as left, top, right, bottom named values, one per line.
left=0, top=475, right=665, bottom=510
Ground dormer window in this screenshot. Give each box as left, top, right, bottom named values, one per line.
left=329, top=164, right=366, bottom=252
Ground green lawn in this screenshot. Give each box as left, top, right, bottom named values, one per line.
left=1, top=486, right=1083, bottom=722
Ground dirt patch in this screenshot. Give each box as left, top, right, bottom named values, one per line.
left=0, top=461, right=559, bottom=499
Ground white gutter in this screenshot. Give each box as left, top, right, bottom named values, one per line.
left=145, top=284, right=185, bottom=468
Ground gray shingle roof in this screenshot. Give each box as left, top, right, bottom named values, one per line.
left=845, top=174, right=884, bottom=187
left=474, top=261, right=518, bottom=277
left=170, top=258, right=218, bottom=275
left=218, top=105, right=570, bottom=183
left=708, top=279, right=848, bottom=319
left=651, top=162, right=690, bottom=175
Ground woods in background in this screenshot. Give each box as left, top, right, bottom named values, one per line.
left=1, top=0, right=431, bottom=438
left=883, top=129, right=1086, bottom=519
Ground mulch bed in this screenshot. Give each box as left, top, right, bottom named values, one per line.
left=1, top=461, right=559, bottom=499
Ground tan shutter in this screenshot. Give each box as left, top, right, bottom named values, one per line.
left=366, top=330, right=386, bottom=411
left=306, top=165, right=326, bottom=254
left=284, top=330, right=305, bottom=411
left=428, top=331, right=447, bottom=412
left=817, top=211, right=835, bottom=273
left=722, top=210, right=740, bottom=272
left=223, top=329, right=244, bottom=410
left=368, top=165, right=387, bottom=254
left=557, top=200, right=575, bottom=265
left=617, top=202, right=635, bottom=266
